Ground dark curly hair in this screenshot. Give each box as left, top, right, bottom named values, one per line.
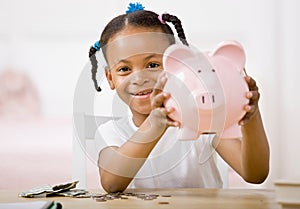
left=89, top=10, right=189, bottom=92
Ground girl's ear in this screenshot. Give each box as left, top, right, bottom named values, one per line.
left=105, top=67, right=115, bottom=90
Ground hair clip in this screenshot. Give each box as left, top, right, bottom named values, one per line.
left=126, top=2, right=145, bottom=14
left=93, top=41, right=101, bottom=51
left=158, top=14, right=166, bottom=24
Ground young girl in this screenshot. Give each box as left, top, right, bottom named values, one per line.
left=89, top=3, right=269, bottom=193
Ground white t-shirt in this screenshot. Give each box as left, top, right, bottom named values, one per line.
left=95, top=116, right=223, bottom=188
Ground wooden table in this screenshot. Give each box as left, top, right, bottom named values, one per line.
left=0, top=188, right=281, bottom=209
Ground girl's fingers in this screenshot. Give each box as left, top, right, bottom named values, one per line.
left=245, top=76, right=258, bottom=91
left=167, top=120, right=180, bottom=127
left=244, top=104, right=256, bottom=113
left=151, top=72, right=170, bottom=108
left=152, top=72, right=167, bottom=95
left=158, top=106, right=180, bottom=127
left=246, top=91, right=260, bottom=105
left=246, top=91, right=260, bottom=100
left=151, top=92, right=170, bottom=108
left=239, top=104, right=258, bottom=125
left=239, top=73, right=260, bottom=125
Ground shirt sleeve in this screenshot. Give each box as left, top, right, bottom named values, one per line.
left=94, top=120, right=124, bottom=154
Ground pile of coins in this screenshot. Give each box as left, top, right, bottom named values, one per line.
left=19, top=181, right=89, bottom=198
left=92, top=192, right=171, bottom=203
left=19, top=181, right=172, bottom=204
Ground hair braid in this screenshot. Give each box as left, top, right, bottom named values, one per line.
left=89, top=46, right=101, bottom=92
left=162, top=13, right=189, bottom=46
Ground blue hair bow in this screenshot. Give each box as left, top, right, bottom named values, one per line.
left=126, top=2, right=145, bottom=14
left=93, top=41, right=101, bottom=51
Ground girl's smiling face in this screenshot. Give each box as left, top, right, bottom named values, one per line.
left=105, top=26, right=171, bottom=118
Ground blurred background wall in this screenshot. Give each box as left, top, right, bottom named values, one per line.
left=0, top=0, right=299, bottom=189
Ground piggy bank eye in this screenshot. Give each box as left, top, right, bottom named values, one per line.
left=212, top=69, right=216, bottom=72
left=197, top=69, right=202, bottom=73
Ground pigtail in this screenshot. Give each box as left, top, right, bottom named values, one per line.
left=162, top=14, right=189, bottom=46
left=89, top=46, right=102, bottom=92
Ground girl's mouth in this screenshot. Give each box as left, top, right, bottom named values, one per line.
left=131, top=89, right=153, bottom=98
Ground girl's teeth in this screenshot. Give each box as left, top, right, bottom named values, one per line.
left=136, top=90, right=152, bottom=96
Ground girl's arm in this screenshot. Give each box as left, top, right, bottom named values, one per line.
left=99, top=73, right=178, bottom=193
left=240, top=108, right=269, bottom=183
left=99, top=111, right=169, bottom=193
left=216, top=76, right=270, bottom=183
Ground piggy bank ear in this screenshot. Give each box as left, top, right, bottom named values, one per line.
left=210, top=40, right=246, bottom=71
left=163, top=44, right=196, bottom=71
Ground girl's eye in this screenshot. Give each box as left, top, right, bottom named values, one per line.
left=147, top=63, right=160, bottom=69
left=118, top=67, right=130, bottom=72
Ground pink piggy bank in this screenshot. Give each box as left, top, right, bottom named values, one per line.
left=163, top=41, right=249, bottom=140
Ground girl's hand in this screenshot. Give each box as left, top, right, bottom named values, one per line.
left=239, top=75, right=260, bottom=125
left=149, top=72, right=180, bottom=129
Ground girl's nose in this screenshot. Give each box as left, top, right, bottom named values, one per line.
left=131, top=71, right=150, bottom=86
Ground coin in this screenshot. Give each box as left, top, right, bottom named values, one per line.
left=95, top=198, right=107, bottom=202
left=161, top=195, right=172, bottom=197
left=158, top=201, right=170, bottom=204
left=94, top=192, right=163, bottom=202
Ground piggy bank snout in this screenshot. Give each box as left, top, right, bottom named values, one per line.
left=192, top=90, right=224, bottom=110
